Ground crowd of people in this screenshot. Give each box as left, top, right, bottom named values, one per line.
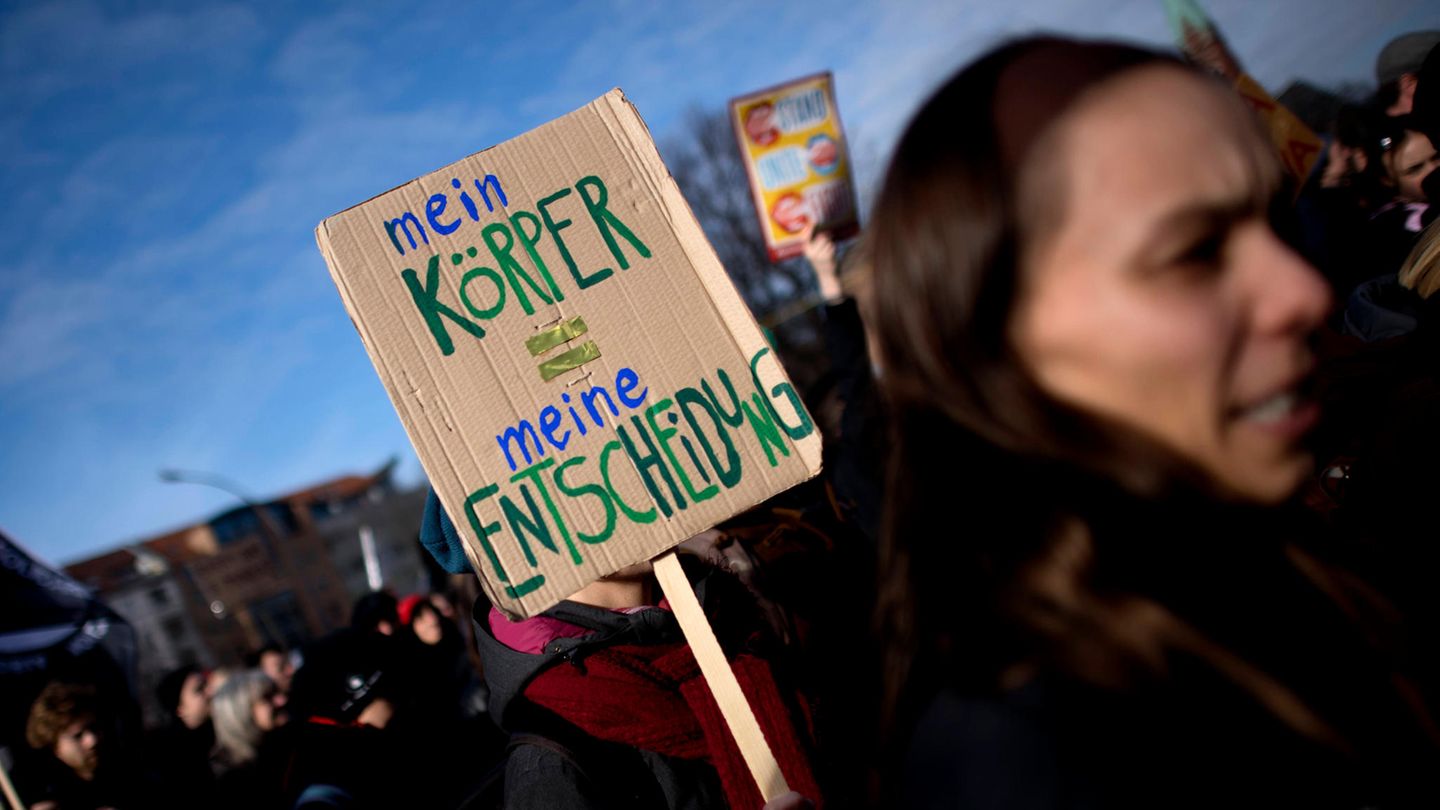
left=9, top=26, right=1440, bottom=810
left=10, top=590, right=500, bottom=809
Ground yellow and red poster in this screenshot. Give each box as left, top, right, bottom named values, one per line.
left=730, top=73, right=859, bottom=262
left=1164, top=0, right=1323, bottom=183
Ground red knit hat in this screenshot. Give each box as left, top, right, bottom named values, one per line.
left=396, top=594, right=425, bottom=626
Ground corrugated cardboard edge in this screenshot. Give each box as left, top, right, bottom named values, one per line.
left=317, top=212, right=509, bottom=614
left=318, top=213, right=521, bottom=616
left=316, top=89, right=823, bottom=617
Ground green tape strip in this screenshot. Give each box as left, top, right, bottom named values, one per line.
left=538, top=341, right=601, bottom=382
left=526, top=316, right=589, bottom=356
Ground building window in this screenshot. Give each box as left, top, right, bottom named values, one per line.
left=209, top=503, right=298, bottom=545
left=248, top=591, right=309, bottom=650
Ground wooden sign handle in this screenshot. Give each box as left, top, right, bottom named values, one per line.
left=0, top=754, right=25, bottom=810
left=653, top=550, right=789, bottom=802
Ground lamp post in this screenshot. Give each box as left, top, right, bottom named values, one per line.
left=158, top=468, right=290, bottom=644
left=158, top=468, right=287, bottom=553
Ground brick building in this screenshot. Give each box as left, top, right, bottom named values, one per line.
left=65, top=461, right=430, bottom=725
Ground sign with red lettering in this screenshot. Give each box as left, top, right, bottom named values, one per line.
left=731, top=73, right=859, bottom=262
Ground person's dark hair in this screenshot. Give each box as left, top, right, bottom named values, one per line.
left=289, top=629, right=398, bottom=725
left=410, top=597, right=439, bottom=624
left=1413, top=43, right=1440, bottom=145
left=350, top=591, right=399, bottom=634
left=868, top=37, right=1347, bottom=748
left=1376, top=79, right=1403, bottom=112
left=1336, top=104, right=1396, bottom=166
left=156, top=664, right=202, bottom=716
left=1325, top=104, right=1398, bottom=206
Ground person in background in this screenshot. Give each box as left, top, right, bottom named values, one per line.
left=247, top=644, right=296, bottom=696
left=1341, top=116, right=1439, bottom=340
left=1399, top=218, right=1440, bottom=299
left=1376, top=31, right=1440, bottom=118
left=16, top=682, right=145, bottom=809
left=284, top=628, right=444, bottom=809
left=418, top=493, right=822, bottom=809
left=146, top=665, right=217, bottom=806
left=1319, top=215, right=1440, bottom=654
left=209, top=670, right=290, bottom=809
left=204, top=667, right=233, bottom=699
left=484, top=550, right=822, bottom=810
left=800, top=225, right=883, bottom=544
left=350, top=591, right=400, bottom=637
left=399, top=593, right=485, bottom=721
left=1382, top=120, right=1440, bottom=210
left=1298, top=105, right=1395, bottom=302
left=1411, top=39, right=1440, bottom=156
left=399, top=593, right=443, bottom=647
left=792, top=226, right=891, bottom=808
left=867, top=36, right=1440, bottom=808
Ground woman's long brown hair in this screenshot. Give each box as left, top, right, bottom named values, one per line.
left=867, top=37, right=1418, bottom=753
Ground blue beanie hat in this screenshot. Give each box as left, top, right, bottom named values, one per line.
left=419, top=489, right=474, bottom=575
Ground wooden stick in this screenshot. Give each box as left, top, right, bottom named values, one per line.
left=653, top=550, right=789, bottom=802
left=0, top=753, right=25, bottom=810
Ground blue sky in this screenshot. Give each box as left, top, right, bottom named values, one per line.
left=2, top=0, right=1435, bottom=566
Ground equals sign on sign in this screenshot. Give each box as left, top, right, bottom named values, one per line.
left=526, top=316, right=601, bottom=382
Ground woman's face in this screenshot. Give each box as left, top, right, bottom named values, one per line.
left=413, top=606, right=443, bottom=646
left=54, top=719, right=100, bottom=778
left=252, top=682, right=287, bottom=732
left=1010, top=66, right=1330, bottom=503
left=1387, top=130, right=1438, bottom=203
left=177, top=672, right=210, bottom=729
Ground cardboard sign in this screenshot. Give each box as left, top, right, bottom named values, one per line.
left=317, top=90, right=823, bottom=619
left=1164, top=0, right=1323, bottom=182
left=731, top=73, right=859, bottom=262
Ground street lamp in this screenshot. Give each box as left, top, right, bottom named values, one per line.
left=158, top=468, right=287, bottom=551
left=159, top=467, right=291, bottom=644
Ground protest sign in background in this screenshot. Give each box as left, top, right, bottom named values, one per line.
left=316, top=90, right=823, bottom=621
left=1164, top=0, right=1324, bottom=183
left=731, top=73, right=860, bottom=262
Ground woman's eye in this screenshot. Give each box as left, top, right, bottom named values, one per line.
left=1176, top=234, right=1223, bottom=268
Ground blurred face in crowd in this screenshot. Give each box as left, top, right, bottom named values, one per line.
left=413, top=605, right=443, bottom=646
left=1010, top=66, right=1330, bottom=503
left=259, top=650, right=294, bottom=694
left=1386, top=130, right=1439, bottom=203
left=251, top=680, right=288, bottom=732
left=177, top=672, right=210, bottom=729
left=206, top=668, right=231, bottom=697
left=357, top=697, right=395, bottom=729
left=54, top=718, right=100, bottom=779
